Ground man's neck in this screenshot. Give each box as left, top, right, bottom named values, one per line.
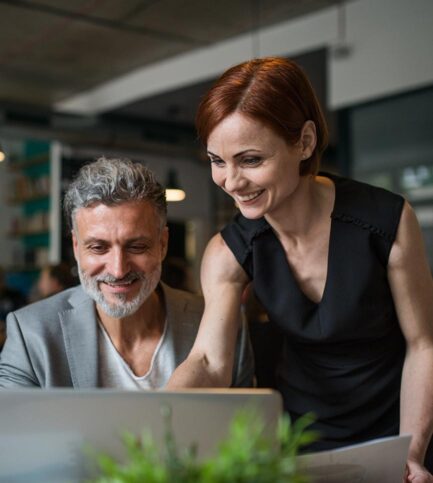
left=97, top=288, right=166, bottom=352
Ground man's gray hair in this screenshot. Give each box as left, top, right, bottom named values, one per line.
left=64, top=157, right=167, bottom=230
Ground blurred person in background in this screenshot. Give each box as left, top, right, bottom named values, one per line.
left=35, top=262, right=77, bottom=300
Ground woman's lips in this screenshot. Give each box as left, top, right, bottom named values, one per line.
left=236, top=189, right=265, bottom=204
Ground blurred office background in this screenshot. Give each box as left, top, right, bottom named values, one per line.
left=0, top=0, right=432, bottom=303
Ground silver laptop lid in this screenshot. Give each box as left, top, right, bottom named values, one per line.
left=0, top=388, right=282, bottom=482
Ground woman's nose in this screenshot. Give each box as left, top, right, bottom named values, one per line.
left=224, top=166, right=246, bottom=192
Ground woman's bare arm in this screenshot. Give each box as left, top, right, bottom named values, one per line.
left=166, top=233, right=249, bottom=388
left=388, top=201, right=433, bottom=481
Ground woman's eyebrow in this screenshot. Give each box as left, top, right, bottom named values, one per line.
left=207, top=149, right=260, bottom=158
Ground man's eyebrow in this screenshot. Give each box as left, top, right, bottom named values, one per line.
left=82, top=237, right=106, bottom=244
left=125, top=237, right=152, bottom=244
left=82, top=236, right=152, bottom=244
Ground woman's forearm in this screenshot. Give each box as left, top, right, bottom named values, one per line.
left=400, top=344, right=433, bottom=464
left=166, top=351, right=232, bottom=389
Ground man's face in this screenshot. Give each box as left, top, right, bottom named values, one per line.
left=72, top=201, right=168, bottom=319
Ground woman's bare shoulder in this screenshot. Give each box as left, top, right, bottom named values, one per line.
left=201, top=233, right=249, bottom=286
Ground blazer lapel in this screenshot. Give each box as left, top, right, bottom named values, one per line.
left=59, top=287, right=99, bottom=388
left=161, top=283, right=200, bottom=365
left=162, top=283, right=186, bottom=322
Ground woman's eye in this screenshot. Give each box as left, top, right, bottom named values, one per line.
left=242, top=157, right=261, bottom=166
left=209, top=157, right=225, bottom=167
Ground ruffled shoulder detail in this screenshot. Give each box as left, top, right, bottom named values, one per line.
left=325, top=172, right=404, bottom=247
left=331, top=212, right=394, bottom=242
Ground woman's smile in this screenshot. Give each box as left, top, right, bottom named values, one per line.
left=235, top=189, right=265, bottom=203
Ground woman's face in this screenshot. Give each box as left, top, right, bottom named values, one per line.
left=207, top=112, right=304, bottom=220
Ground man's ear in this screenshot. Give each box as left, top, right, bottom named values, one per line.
left=72, top=229, right=79, bottom=262
left=160, top=226, right=169, bottom=261
left=299, top=120, right=317, bottom=160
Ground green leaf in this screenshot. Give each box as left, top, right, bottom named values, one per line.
left=88, top=405, right=319, bottom=483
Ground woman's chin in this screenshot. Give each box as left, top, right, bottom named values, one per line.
left=238, top=207, right=266, bottom=219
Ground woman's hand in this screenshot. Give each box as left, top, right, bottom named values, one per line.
left=405, top=460, right=433, bottom=482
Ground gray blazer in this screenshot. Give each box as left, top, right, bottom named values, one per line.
left=0, top=283, right=254, bottom=388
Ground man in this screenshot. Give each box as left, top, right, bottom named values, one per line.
left=0, top=157, right=253, bottom=388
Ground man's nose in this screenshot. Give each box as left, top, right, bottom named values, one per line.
left=107, top=249, right=130, bottom=279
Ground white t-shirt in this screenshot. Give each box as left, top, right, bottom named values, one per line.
left=98, top=320, right=176, bottom=390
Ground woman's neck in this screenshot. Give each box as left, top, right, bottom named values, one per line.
left=265, top=174, right=335, bottom=240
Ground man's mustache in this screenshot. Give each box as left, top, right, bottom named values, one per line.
left=95, top=272, right=146, bottom=284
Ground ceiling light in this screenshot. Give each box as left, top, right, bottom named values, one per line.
left=0, top=143, right=5, bottom=162
left=165, top=168, right=186, bottom=202
left=331, top=2, right=352, bottom=59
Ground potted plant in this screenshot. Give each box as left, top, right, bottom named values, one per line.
left=89, top=407, right=318, bottom=483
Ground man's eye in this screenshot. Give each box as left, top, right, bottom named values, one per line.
left=89, top=245, right=106, bottom=253
left=128, top=245, right=148, bottom=253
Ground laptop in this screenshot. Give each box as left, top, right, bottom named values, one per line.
left=0, top=388, right=282, bottom=482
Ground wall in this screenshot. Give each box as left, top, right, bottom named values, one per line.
left=329, top=0, right=433, bottom=108
left=57, top=0, right=433, bottom=115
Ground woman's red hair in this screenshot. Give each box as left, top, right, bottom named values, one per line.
left=195, top=57, right=328, bottom=176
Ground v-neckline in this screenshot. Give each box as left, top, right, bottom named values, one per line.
left=268, top=173, right=338, bottom=308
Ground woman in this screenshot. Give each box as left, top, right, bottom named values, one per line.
left=167, top=57, right=433, bottom=481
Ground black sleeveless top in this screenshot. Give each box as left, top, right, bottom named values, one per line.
left=221, top=173, right=406, bottom=451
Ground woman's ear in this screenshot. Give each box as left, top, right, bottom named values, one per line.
left=299, top=120, right=317, bottom=160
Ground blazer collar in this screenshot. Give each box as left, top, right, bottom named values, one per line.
left=160, top=282, right=187, bottom=324
left=59, top=286, right=99, bottom=388
left=58, top=284, right=184, bottom=388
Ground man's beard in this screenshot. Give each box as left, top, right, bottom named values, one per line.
left=77, top=264, right=161, bottom=318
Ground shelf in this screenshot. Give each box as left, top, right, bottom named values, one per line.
left=8, top=153, right=50, bottom=171
left=7, top=193, right=50, bottom=204
left=2, top=140, right=57, bottom=282
left=7, top=230, right=49, bottom=238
